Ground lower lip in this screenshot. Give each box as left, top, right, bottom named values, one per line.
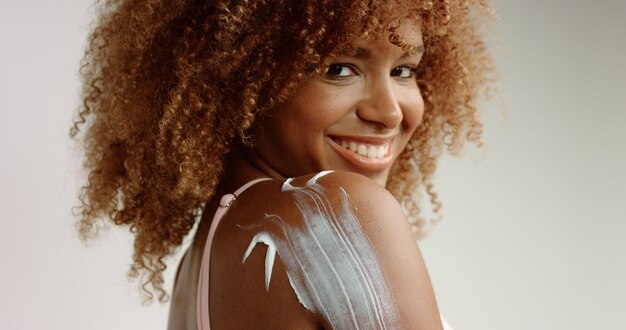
left=327, top=138, right=395, bottom=172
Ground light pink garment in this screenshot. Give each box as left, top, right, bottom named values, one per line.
left=195, top=178, right=455, bottom=330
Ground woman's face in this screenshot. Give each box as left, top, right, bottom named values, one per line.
left=253, top=23, right=424, bottom=186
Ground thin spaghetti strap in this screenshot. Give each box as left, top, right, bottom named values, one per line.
left=196, top=177, right=272, bottom=330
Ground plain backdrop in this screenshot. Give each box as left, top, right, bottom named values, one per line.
left=1, top=1, right=624, bottom=329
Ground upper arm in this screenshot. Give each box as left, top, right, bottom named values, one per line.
left=317, top=171, right=443, bottom=329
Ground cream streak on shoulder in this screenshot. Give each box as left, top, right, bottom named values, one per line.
left=242, top=171, right=399, bottom=329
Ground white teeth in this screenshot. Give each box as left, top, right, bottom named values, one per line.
left=335, top=139, right=389, bottom=159
left=357, top=144, right=367, bottom=156
left=376, top=145, right=386, bottom=158
left=367, top=146, right=377, bottom=158
left=349, top=141, right=358, bottom=152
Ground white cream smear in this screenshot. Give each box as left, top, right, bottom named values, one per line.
left=242, top=171, right=399, bottom=329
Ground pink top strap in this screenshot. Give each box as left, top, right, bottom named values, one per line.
left=196, top=178, right=272, bottom=330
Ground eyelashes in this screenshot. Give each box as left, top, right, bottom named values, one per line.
left=325, top=64, right=357, bottom=78
left=324, top=63, right=420, bottom=80
left=391, top=65, right=419, bottom=79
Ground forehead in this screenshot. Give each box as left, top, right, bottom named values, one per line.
left=393, top=21, right=423, bottom=46
left=340, top=20, right=424, bottom=56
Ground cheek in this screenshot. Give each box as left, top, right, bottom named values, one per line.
left=289, top=88, right=349, bottom=130
left=402, top=91, right=425, bottom=132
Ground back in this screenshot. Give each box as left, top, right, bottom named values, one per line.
left=168, top=177, right=321, bottom=329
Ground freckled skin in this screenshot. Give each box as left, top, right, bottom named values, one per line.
left=168, top=22, right=443, bottom=330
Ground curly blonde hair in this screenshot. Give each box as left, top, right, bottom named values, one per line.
left=71, top=0, right=495, bottom=301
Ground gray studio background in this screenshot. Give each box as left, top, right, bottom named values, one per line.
left=1, top=1, right=624, bottom=329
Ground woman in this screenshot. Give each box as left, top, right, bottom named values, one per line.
left=72, top=0, right=494, bottom=328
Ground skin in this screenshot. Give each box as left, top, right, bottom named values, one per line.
left=168, top=22, right=444, bottom=330
left=250, top=23, right=425, bottom=186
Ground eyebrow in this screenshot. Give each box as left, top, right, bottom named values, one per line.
left=406, top=45, right=426, bottom=57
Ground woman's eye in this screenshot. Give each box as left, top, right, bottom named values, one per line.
left=392, top=66, right=418, bottom=79
left=325, top=64, right=357, bottom=78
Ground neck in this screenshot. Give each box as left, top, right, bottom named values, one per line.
left=241, top=147, right=287, bottom=181
left=218, top=148, right=285, bottom=193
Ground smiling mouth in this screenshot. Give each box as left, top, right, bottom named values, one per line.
left=333, top=138, right=390, bottom=159
left=328, top=136, right=395, bottom=172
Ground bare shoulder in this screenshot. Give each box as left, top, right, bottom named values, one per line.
left=308, top=170, right=408, bottom=229
left=209, top=171, right=443, bottom=328
left=293, top=170, right=444, bottom=328
left=279, top=170, right=415, bottom=248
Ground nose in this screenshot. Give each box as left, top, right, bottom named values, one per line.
left=356, top=79, right=403, bottom=129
